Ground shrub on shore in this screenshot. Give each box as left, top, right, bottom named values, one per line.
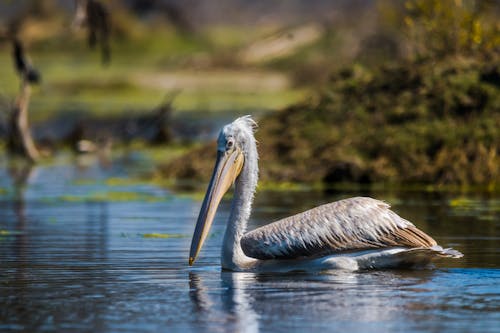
left=162, top=55, right=500, bottom=188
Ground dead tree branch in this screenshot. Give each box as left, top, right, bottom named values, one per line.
left=7, top=38, right=41, bottom=162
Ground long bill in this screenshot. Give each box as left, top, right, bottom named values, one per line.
left=189, top=149, right=244, bottom=266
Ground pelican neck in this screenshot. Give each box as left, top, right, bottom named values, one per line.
left=220, top=143, right=259, bottom=271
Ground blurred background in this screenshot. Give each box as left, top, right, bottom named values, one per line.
left=0, top=0, right=499, bottom=188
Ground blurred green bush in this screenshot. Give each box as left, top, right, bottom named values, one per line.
left=163, top=0, right=500, bottom=189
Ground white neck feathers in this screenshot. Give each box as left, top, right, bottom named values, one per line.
left=221, top=133, right=259, bottom=270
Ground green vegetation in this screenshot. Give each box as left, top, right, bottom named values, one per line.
left=0, top=229, right=23, bottom=243
left=0, top=52, right=305, bottom=123
left=57, top=190, right=163, bottom=203
left=402, top=0, right=500, bottom=59
left=448, top=197, right=500, bottom=221
left=142, top=233, right=186, bottom=239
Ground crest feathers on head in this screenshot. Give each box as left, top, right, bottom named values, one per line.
left=234, top=115, right=258, bottom=134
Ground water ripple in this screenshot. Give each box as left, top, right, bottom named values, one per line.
left=1, top=159, right=499, bottom=332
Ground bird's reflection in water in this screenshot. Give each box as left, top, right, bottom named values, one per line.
left=189, top=272, right=214, bottom=313
left=5, top=159, right=34, bottom=308
left=7, top=160, right=34, bottom=246
left=189, top=269, right=435, bottom=331
left=221, top=272, right=259, bottom=333
left=7, top=158, right=34, bottom=197
left=189, top=271, right=260, bottom=333
left=252, top=269, right=436, bottom=325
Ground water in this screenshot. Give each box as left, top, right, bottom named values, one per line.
left=0, top=154, right=499, bottom=332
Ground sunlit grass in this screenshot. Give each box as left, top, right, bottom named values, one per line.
left=0, top=25, right=306, bottom=124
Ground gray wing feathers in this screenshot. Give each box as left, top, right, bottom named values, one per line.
left=241, top=197, right=437, bottom=260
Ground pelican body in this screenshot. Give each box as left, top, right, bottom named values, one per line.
left=189, top=116, right=462, bottom=272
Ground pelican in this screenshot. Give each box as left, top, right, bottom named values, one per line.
left=189, top=116, right=463, bottom=272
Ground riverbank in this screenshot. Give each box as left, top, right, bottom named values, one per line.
left=162, top=55, right=500, bottom=190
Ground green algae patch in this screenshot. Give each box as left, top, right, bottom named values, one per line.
left=257, top=181, right=314, bottom=192
left=105, top=178, right=142, bottom=187
left=58, top=195, right=84, bottom=202
left=0, top=230, right=24, bottom=239
left=59, top=191, right=164, bottom=203
left=104, top=191, right=163, bottom=202
left=449, top=198, right=500, bottom=211
left=142, top=233, right=186, bottom=239
left=72, top=176, right=166, bottom=189
left=449, top=198, right=477, bottom=210
left=175, top=191, right=210, bottom=201
left=448, top=197, right=500, bottom=222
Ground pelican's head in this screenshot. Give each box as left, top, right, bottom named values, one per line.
left=189, top=116, right=258, bottom=266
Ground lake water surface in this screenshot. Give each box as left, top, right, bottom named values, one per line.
left=0, top=154, right=499, bottom=332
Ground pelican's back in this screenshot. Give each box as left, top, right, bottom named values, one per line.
left=241, top=197, right=439, bottom=260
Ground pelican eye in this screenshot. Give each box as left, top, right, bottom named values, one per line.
left=226, top=139, right=234, bottom=150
